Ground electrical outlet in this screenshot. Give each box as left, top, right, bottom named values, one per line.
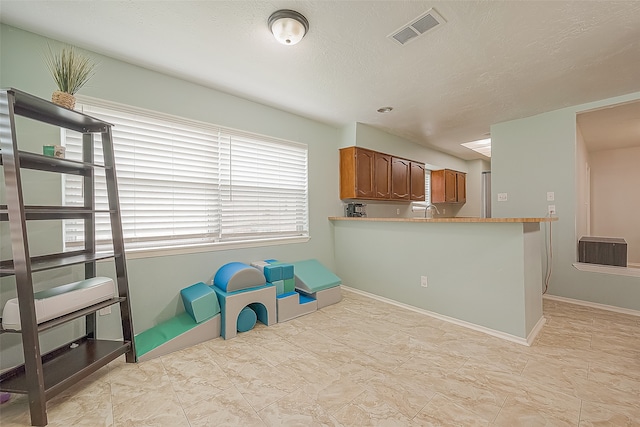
left=396, top=208, right=400, bottom=215
left=421, top=276, right=428, bottom=288
left=442, top=208, right=446, bottom=215
left=548, top=205, right=556, bottom=215
left=99, top=307, right=111, bottom=316
left=547, top=191, right=555, bottom=201
left=498, top=192, right=508, bottom=201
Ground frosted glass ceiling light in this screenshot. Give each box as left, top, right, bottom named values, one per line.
left=269, top=10, right=309, bottom=45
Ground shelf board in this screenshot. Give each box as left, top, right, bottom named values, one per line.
left=0, top=338, right=131, bottom=397
left=0, top=251, right=117, bottom=277
left=0, top=150, right=107, bottom=176
left=2, top=88, right=111, bottom=134
left=0, top=205, right=114, bottom=221
left=0, top=297, right=126, bottom=335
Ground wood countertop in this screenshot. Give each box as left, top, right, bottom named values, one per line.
left=329, top=216, right=557, bottom=223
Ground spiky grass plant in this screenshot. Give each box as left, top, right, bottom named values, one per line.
left=44, top=44, right=97, bottom=95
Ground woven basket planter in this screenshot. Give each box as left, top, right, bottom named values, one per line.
left=51, top=91, right=76, bottom=109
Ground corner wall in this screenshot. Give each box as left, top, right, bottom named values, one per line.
left=491, top=91, right=640, bottom=311
left=0, top=24, right=340, bottom=368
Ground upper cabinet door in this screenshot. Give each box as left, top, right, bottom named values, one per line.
left=391, top=157, right=410, bottom=200
left=410, top=162, right=425, bottom=201
left=456, top=171, right=466, bottom=203
left=444, top=169, right=457, bottom=202
left=354, top=148, right=376, bottom=198
left=374, top=152, right=391, bottom=199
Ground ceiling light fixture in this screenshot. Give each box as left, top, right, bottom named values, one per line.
left=268, top=9, right=309, bottom=45
left=377, top=106, right=393, bottom=113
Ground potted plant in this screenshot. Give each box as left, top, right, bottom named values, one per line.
left=44, top=44, right=97, bottom=109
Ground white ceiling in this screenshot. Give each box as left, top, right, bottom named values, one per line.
left=2, top=1, right=640, bottom=160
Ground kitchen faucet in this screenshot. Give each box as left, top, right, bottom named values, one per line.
left=425, top=204, right=440, bottom=218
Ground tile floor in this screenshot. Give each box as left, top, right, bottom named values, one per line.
left=1, top=289, right=639, bottom=426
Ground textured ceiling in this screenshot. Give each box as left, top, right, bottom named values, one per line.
left=1, top=1, right=639, bottom=160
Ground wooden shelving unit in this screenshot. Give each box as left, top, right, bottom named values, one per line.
left=0, top=88, right=136, bottom=426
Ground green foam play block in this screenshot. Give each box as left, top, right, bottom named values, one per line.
left=135, top=312, right=197, bottom=358
left=284, top=278, right=295, bottom=293
left=291, top=259, right=342, bottom=293
left=272, top=280, right=285, bottom=295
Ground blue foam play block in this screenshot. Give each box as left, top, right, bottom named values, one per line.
left=214, top=262, right=266, bottom=292
left=180, top=282, right=220, bottom=323
left=298, top=293, right=316, bottom=305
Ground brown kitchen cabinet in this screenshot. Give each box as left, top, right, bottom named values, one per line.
left=340, top=146, right=375, bottom=199
left=431, top=169, right=466, bottom=203
left=410, top=162, right=426, bottom=201
left=339, top=146, right=425, bottom=201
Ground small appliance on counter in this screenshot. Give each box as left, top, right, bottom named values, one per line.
left=345, top=202, right=367, bottom=217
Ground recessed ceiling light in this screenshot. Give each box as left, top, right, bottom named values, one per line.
left=461, top=138, right=491, bottom=157
left=377, top=106, right=393, bottom=113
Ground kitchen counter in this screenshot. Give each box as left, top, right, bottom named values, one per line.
left=330, top=216, right=551, bottom=344
left=329, top=216, right=556, bottom=223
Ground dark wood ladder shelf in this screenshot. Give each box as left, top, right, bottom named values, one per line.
left=0, top=88, right=136, bottom=426
left=0, top=338, right=131, bottom=398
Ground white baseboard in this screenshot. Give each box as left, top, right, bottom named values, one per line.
left=342, top=286, right=539, bottom=346
left=543, top=294, right=640, bottom=317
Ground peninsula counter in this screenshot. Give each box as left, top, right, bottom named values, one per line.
left=329, top=216, right=557, bottom=344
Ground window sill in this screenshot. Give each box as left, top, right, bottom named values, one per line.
left=113, top=236, right=310, bottom=260
left=572, top=262, right=640, bottom=278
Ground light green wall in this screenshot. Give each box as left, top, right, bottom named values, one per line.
left=332, top=220, right=542, bottom=339
left=491, top=91, right=640, bottom=310
left=0, top=24, right=343, bottom=368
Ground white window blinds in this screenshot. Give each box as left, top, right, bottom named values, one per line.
left=425, top=169, right=431, bottom=205
left=63, top=98, right=308, bottom=252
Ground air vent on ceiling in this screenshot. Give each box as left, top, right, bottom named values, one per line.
left=388, top=8, right=446, bottom=46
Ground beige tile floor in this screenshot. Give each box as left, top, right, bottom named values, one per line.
left=1, top=289, right=639, bottom=426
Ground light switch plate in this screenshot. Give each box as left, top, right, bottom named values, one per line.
left=547, top=192, right=555, bottom=201
left=497, top=193, right=508, bottom=202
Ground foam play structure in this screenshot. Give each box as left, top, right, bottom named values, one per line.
left=134, top=258, right=342, bottom=360
left=2, top=277, right=116, bottom=331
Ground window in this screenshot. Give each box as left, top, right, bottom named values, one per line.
left=63, top=97, right=308, bottom=253
left=411, top=168, right=431, bottom=214
left=425, top=168, right=431, bottom=205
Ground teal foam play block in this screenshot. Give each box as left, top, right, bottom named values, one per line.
left=263, top=264, right=282, bottom=282
left=265, top=260, right=294, bottom=280
left=180, top=282, right=220, bottom=323
left=237, top=306, right=257, bottom=332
